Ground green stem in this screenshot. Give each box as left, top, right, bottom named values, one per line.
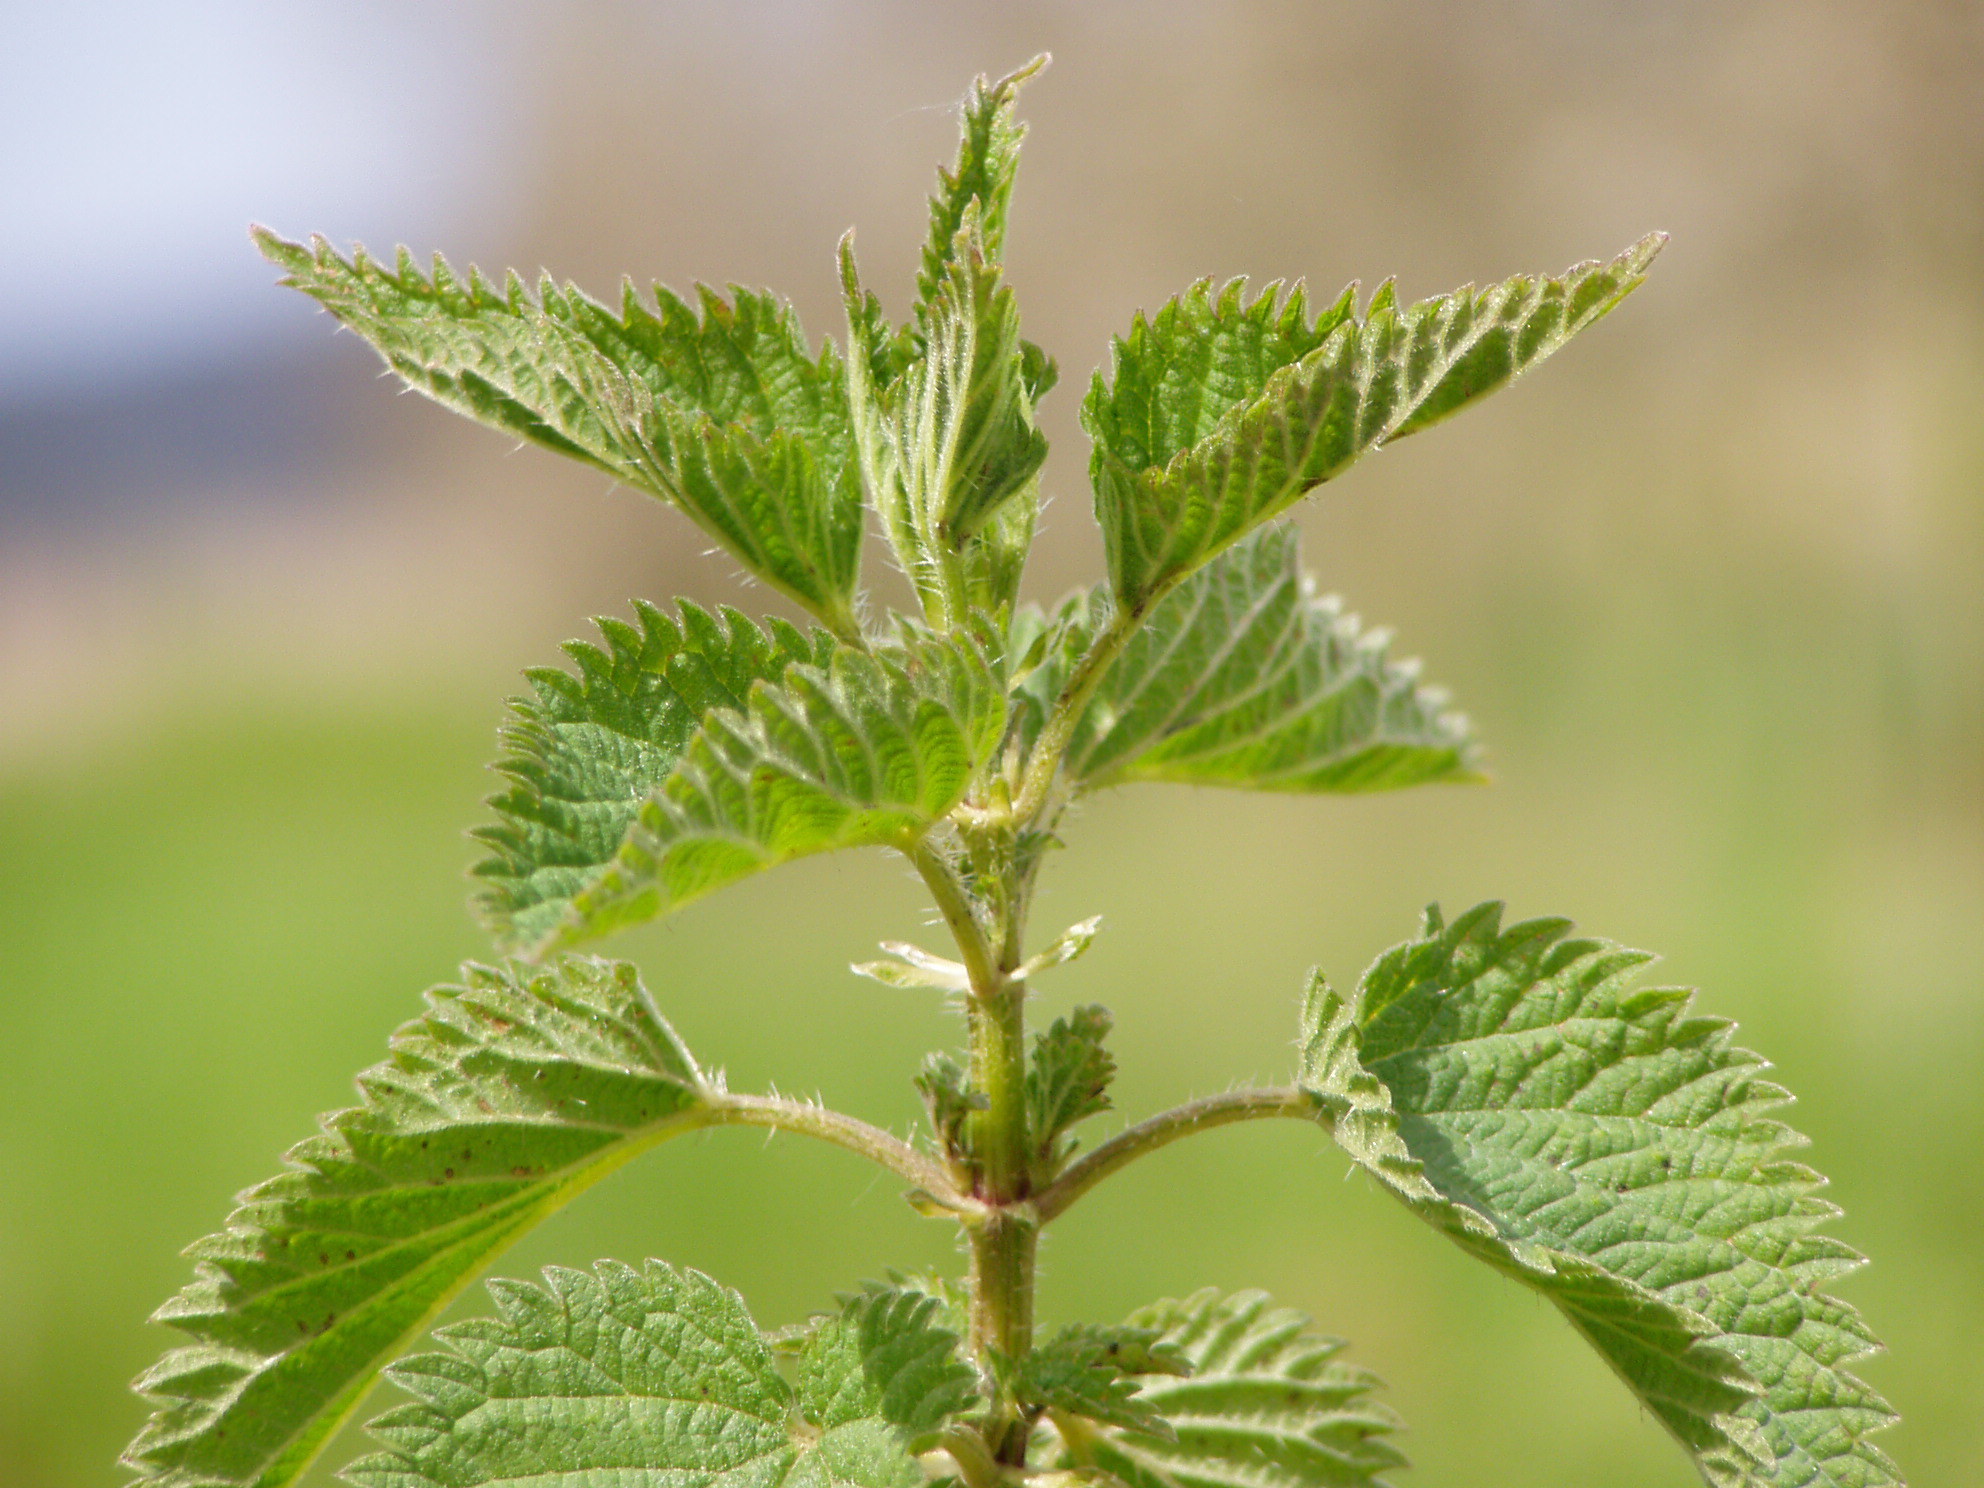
left=963, top=984, right=1028, bottom=1200
left=967, top=1204, right=1038, bottom=1463
left=910, top=838, right=1001, bottom=993
left=1033, top=1086, right=1316, bottom=1222
left=913, top=827, right=1041, bottom=1463
left=1010, top=610, right=1139, bottom=821
left=710, top=1093, right=970, bottom=1207
left=960, top=971, right=1034, bottom=1463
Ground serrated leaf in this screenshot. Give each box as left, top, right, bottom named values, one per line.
left=472, top=600, right=834, bottom=951
left=1017, top=1325, right=1187, bottom=1438
left=1086, top=236, right=1664, bottom=609
left=1026, top=1006, right=1115, bottom=1173
left=255, top=230, right=864, bottom=631
left=799, top=1285, right=979, bottom=1438
left=342, top=1261, right=944, bottom=1488
left=1047, top=1288, right=1403, bottom=1488
left=915, top=1052, right=981, bottom=1161
left=926, top=221, right=1051, bottom=546
left=125, top=960, right=717, bottom=1488
left=869, top=215, right=1049, bottom=625
left=1301, top=903, right=1898, bottom=1487
left=536, top=627, right=1006, bottom=955
left=1058, top=524, right=1478, bottom=795
left=916, top=55, right=1047, bottom=317
left=845, top=57, right=1052, bottom=626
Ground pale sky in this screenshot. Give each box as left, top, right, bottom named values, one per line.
left=0, top=1, right=529, bottom=400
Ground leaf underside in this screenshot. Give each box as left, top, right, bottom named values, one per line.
left=1085, top=235, right=1665, bottom=608
left=1049, top=1287, right=1405, bottom=1488
left=1049, top=523, right=1478, bottom=794
left=1302, top=903, right=1897, bottom=1487
left=535, top=625, right=1006, bottom=956
left=125, top=960, right=715, bottom=1488
left=254, top=230, right=863, bottom=627
left=346, top=1265, right=974, bottom=1488
left=472, top=600, right=835, bottom=951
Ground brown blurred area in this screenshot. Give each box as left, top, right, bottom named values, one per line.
left=2, top=5, right=1979, bottom=1486
left=11, top=1, right=1980, bottom=760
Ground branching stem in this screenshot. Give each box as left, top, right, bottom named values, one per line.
left=1034, top=1086, right=1318, bottom=1221
left=1010, top=610, right=1138, bottom=822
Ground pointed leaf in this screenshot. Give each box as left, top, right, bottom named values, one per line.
left=926, top=224, right=1051, bottom=546
left=1051, top=525, right=1476, bottom=794
left=1026, top=1006, right=1115, bottom=1173
left=852, top=940, right=972, bottom=993
left=842, top=54, right=1050, bottom=625
left=915, top=1052, right=981, bottom=1160
left=1301, top=903, right=1897, bottom=1487
left=1018, top=1324, right=1186, bottom=1438
left=472, top=601, right=833, bottom=951
left=916, top=56, right=1048, bottom=316
left=1047, top=1288, right=1404, bottom=1488
left=125, top=960, right=717, bottom=1488
left=798, top=1285, right=978, bottom=1438
left=342, top=1261, right=938, bottom=1488
left=255, top=230, right=863, bottom=629
left=872, top=217, right=1049, bottom=624
left=1086, top=237, right=1664, bottom=608
left=536, top=628, right=1006, bottom=954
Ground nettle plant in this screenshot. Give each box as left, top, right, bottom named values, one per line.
left=126, top=59, right=1898, bottom=1488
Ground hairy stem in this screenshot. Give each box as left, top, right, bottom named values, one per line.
left=710, top=1093, right=970, bottom=1206
left=960, top=965, right=1035, bottom=1462
left=963, top=984, right=1028, bottom=1199
left=911, top=837, right=1002, bottom=992
left=967, top=1205, right=1038, bottom=1462
left=915, top=824, right=1043, bottom=1463
left=1033, top=1086, right=1318, bottom=1221
left=1010, top=610, right=1138, bottom=821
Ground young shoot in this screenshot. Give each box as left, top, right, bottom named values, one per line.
left=125, top=58, right=1898, bottom=1488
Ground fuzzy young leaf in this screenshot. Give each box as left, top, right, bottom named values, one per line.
left=125, top=960, right=715, bottom=1488
left=255, top=231, right=864, bottom=631
left=1086, top=237, right=1664, bottom=609
left=533, top=627, right=1006, bottom=955
left=929, top=220, right=1050, bottom=545
left=1302, top=903, right=1898, bottom=1487
left=916, top=1052, right=981, bottom=1162
left=473, top=601, right=833, bottom=951
left=847, top=57, right=1053, bottom=626
left=869, top=216, right=1049, bottom=624
left=343, top=1262, right=960, bottom=1488
left=917, top=55, right=1047, bottom=317
left=1026, top=1006, right=1115, bottom=1172
left=1057, top=525, right=1477, bottom=794
left=1047, top=1288, right=1403, bottom=1488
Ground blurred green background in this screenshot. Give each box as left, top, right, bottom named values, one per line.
left=2, top=3, right=1978, bottom=1486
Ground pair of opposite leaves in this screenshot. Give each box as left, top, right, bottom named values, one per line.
left=129, top=61, right=1893, bottom=1488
